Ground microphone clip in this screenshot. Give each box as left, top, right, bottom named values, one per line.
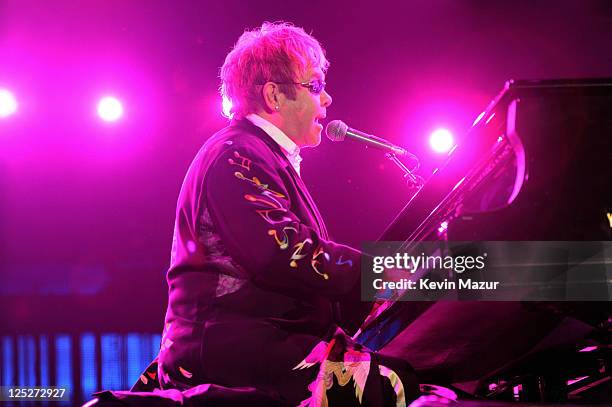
left=384, top=152, right=425, bottom=192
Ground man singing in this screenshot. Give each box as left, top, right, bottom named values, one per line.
left=153, top=22, right=416, bottom=405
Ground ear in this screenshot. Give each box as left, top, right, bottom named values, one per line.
left=261, top=81, right=281, bottom=113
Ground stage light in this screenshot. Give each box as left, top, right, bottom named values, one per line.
left=97, top=96, right=124, bottom=122
left=0, top=88, right=18, bottom=118
left=221, top=95, right=233, bottom=118
left=429, top=128, right=454, bottom=153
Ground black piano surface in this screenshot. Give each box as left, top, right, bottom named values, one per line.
left=355, top=79, right=611, bottom=402
left=382, top=78, right=611, bottom=243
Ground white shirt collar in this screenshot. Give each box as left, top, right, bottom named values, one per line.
left=246, top=113, right=302, bottom=176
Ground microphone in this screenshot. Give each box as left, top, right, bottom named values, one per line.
left=325, top=120, right=408, bottom=156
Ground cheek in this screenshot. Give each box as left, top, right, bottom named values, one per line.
left=288, top=96, right=318, bottom=132
left=295, top=104, right=311, bottom=118
left=295, top=109, right=313, bottom=129
left=295, top=95, right=318, bottom=117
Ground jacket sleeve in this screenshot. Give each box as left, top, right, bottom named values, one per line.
left=204, top=142, right=361, bottom=300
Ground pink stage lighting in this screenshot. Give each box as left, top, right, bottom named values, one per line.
left=0, top=88, right=18, bottom=118
left=97, top=96, right=124, bottom=122
left=221, top=95, right=233, bottom=118
left=429, top=128, right=455, bottom=153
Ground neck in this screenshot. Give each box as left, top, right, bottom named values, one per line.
left=255, top=111, right=302, bottom=147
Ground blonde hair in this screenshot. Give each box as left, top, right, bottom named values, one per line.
left=220, top=21, right=329, bottom=118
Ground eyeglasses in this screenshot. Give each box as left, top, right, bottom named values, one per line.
left=296, top=79, right=326, bottom=95
left=272, top=79, right=327, bottom=95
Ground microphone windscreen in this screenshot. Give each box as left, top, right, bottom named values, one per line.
left=325, top=120, right=348, bottom=141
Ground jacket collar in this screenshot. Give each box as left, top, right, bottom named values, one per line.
left=230, top=118, right=287, bottom=159
left=229, top=118, right=329, bottom=239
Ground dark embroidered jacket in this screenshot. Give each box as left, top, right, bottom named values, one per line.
left=157, top=119, right=361, bottom=403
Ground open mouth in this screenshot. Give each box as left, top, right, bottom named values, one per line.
left=314, top=114, right=326, bottom=126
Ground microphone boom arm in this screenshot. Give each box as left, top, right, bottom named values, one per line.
left=346, top=128, right=408, bottom=156
left=385, top=152, right=425, bottom=191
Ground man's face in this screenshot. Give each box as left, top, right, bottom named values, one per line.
left=279, top=66, right=332, bottom=148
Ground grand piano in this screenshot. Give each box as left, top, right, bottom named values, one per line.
left=353, top=79, right=611, bottom=404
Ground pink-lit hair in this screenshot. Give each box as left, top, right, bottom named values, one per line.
left=220, top=21, right=330, bottom=118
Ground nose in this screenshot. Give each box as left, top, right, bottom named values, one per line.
left=320, top=89, right=332, bottom=108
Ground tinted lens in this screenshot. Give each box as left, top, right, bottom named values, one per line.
left=309, top=80, right=325, bottom=94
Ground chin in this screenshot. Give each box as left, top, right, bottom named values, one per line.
left=305, top=136, right=321, bottom=148
left=307, top=129, right=322, bottom=147
left=299, top=126, right=322, bottom=148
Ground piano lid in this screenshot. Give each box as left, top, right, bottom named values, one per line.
left=380, top=78, right=612, bottom=242
left=357, top=79, right=612, bottom=384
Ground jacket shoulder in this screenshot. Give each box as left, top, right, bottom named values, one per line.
left=185, top=122, right=282, bottom=185
left=204, top=122, right=280, bottom=163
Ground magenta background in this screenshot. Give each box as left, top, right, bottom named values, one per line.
left=1, top=0, right=611, bottom=331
